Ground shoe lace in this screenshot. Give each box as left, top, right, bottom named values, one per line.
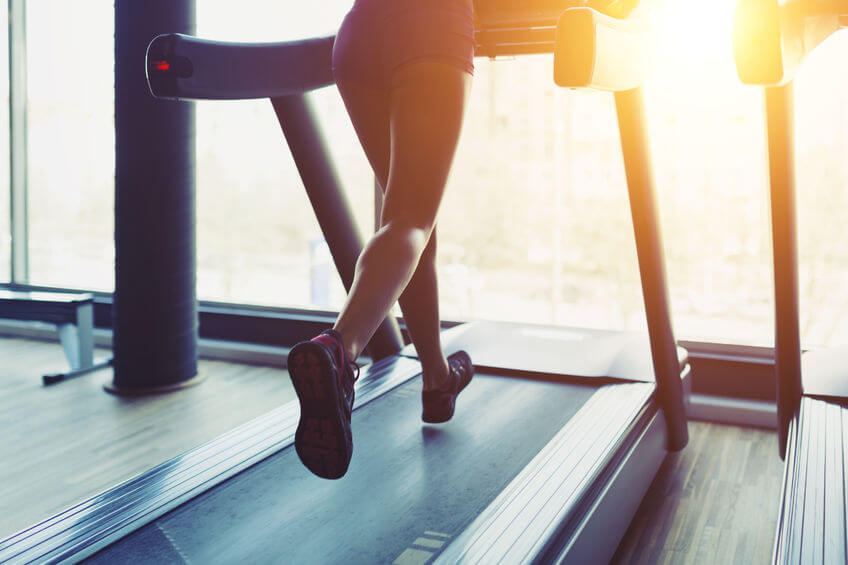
left=450, top=360, right=465, bottom=380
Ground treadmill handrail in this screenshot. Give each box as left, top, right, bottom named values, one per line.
left=146, top=33, right=335, bottom=100
left=554, top=6, right=654, bottom=91
left=733, top=0, right=845, bottom=86
left=147, top=1, right=661, bottom=99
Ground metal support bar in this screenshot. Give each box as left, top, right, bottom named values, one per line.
left=75, top=300, right=94, bottom=368
left=614, top=87, right=689, bottom=451
left=45, top=301, right=112, bottom=385
left=8, top=0, right=28, bottom=283
left=270, top=94, right=403, bottom=360
left=42, top=356, right=113, bottom=386
left=764, top=83, right=802, bottom=458
left=57, top=323, right=80, bottom=368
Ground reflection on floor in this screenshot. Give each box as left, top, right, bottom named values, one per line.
left=2, top=336, right=784, bottom=563
left=0, top=336, right=294, bottom=539
left=613, top=421, right=783, bottom=564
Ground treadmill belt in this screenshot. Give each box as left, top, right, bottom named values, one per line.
left=88, top=372, right=595, bottom=564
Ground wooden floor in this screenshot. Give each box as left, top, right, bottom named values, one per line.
left=1, top=336, right=786, bottom=563
left=0, top=336, right=295, bottom=538
left=613, top=421, right=784, bottom=564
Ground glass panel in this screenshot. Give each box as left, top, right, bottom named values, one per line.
left=196, top=0, right=372, bottom=309
left=440, top=0, right=773, bottom=345
left=27, top=0, right=114, bottom=290
left=795, top=33, right=848, bottom=348
left=196, top=0, right=779, bottom=346
left=0, top=2, right=9, bottom=282
left=645, top=0, right=772, bottom=345
left=440, top=56, right=645, bottom=329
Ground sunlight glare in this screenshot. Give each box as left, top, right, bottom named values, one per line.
left=653, top=0, right=739, bottom=86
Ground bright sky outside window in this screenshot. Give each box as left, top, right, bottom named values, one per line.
left=0, top=2, right=8, bottom=283
left=27, top=0, right=114, bottom=291
left=16, top=0, right=848, bottom=349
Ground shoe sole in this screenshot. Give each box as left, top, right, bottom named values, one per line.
left=288, top=342, right=352, bottom=480
left=422, top=406, right=456, bottom=424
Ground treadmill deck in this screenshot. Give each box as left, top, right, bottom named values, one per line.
left=87, top=373, right=595, bottom=564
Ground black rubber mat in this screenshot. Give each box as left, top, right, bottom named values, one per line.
left=88, top=372, right=594, bottom=564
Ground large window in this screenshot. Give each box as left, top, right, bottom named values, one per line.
left=645, top=0, right=773, bottom=345
left=0, top=2, right=8, bottom=283
left=423, top=0, right=846, bottom=350
left=196, top=1, right=372, bottom=309
left=438, top=0, right=774, bottom=347
left=192, top=0, right=848, bottom=349
left=795, top=33, right=848, bottom=348
left=11, top=0, right=848, bottom=350
left=26, top=0, right=114, bottom=290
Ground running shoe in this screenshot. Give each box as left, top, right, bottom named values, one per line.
left=288, top=329, right=358, bottom=479
left=422, top=350, right=474, bottom=424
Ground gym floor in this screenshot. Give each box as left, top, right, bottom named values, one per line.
left=1, top=335, right=784, bottom=563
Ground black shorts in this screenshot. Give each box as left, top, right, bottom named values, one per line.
left=332, top=0, right=475, bottom=89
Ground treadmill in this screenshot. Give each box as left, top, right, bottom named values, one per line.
left=733, top=1, right=848, bottom=562
left=0, top=3, right=689, bottom=563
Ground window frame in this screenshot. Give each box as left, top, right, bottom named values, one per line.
left=1, top=2, right=776, bottom=404
left=8, top=0, right=26, bottom=283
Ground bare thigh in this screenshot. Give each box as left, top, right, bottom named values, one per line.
left=382, top=61, right=472, bottom=230
left=335, top=80, right=391, bottom=192
left=336, top=61, right=472, bottom=229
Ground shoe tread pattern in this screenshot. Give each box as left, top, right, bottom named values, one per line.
left=289, top=342, right=353, bottom=480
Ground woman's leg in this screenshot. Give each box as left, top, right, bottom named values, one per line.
left=333, top=80, right=447, bottom=388
left=398, top=234, right=449, bottom=389
left=333, top=61, right=471, bottom=380
left=336, top=80, right=450, bottom=389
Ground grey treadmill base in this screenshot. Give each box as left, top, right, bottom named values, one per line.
left=403, top=321, right=687, bottom=383
left=773, top=396, right=848, bottom=565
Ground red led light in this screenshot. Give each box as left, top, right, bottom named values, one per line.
left=154, top=60, right=170, bottom=71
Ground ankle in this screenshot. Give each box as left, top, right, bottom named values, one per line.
left=312, top=329, right=354, bottom=368
left=421, top=357, right=450, bottom=391
left=329, top=326, right=362, bottom=363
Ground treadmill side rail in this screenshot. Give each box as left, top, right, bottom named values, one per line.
left=435, top=382, right=657, bottom=564
left=773, top=397, right=848, bottom=565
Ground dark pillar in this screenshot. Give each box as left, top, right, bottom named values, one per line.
left=108, top=0, right=200, bottom=394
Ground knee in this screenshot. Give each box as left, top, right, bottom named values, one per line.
left=388, top=221, right=431, bottom=256
left=370, top=221, right=431, bottom=264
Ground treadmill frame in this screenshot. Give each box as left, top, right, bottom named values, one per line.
left=0, top=5, right=691, bottom=563
left=733, top=2, right=848, bottom=561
